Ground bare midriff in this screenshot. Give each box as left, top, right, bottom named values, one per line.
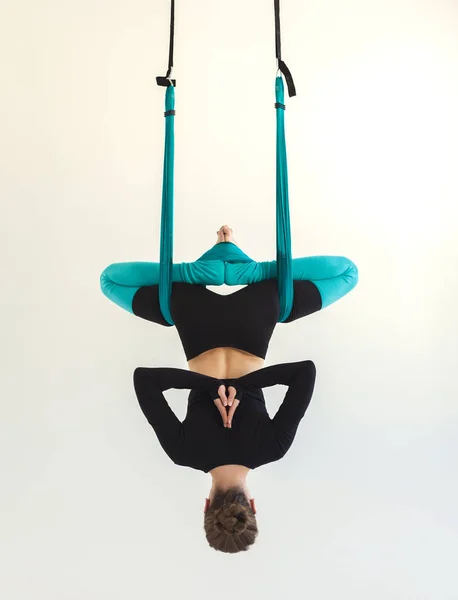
left=188, top=347, right=264, bottom=379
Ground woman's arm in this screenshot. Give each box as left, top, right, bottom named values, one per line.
left=133, top=367, right=223, bottom=435
left=228, top=361, right=317, bottom=453
left=133, top=368, right=225, bottom=459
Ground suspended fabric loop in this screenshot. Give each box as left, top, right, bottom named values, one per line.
left=275, top=75, right=294, bottom=322
left=158, top=84, right=176, bottom=325
left=156, top=0, right=176, bottom=325
left=155, top=0, right=296, bottom=324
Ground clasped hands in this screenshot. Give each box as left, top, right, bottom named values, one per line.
left=213, top=384, right=240, bottom=429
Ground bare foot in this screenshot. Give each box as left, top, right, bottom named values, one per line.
left=216, top=225, right=237, bottom=245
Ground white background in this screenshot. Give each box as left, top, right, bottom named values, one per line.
left=1, top=1, right=457, bottom=598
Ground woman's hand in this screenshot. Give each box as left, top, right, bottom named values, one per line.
left=213, top=384, right=240, bottom=428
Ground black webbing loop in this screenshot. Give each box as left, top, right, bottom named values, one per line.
left=164, top=110, right=176, bottom=117
left=156, top=0, right=176, bottom=87
left=274, top=0, right=296, bottom=97
left=275, top=102, right=286, bottom=110
left=155, top=1, right=295, bottom=95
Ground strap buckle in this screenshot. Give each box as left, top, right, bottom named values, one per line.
left=276, top=62, right=296, bottom=97
left=156, top=76, right=176, bottom=88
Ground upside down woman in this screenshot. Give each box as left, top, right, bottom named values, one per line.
left=100, top=225, right=358, bottom=553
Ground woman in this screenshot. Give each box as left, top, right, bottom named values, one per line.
left=100, top=226, right=358, bottom=553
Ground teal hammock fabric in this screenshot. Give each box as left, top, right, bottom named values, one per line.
left=100, top=243, right=359, bottom=315
left=275, top=75, right=293, bottom=322
left=158, top=83, right=175, bottom=325
left=158, top=76, right=293, bottom=325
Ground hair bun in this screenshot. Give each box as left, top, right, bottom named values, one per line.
left=216, top=503, right=248, bottom=535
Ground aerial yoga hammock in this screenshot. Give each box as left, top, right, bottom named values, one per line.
left=100, top=0, right=358, bottom=553
left=100, top=0, right=358, bottom=462
left=100, top=0, right=358, bottom=327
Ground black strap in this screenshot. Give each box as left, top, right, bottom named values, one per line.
left=274, top=0, right=296, bottom=97
left=156, top=0, right=176, bottom=87
left=156, top=0, right=296, bottom=96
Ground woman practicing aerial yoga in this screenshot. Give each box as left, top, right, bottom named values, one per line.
left=100, top=2, right=358, bottom=553
left=101, top=226, right=358, bottom=551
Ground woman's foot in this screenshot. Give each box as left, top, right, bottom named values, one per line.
left=216, top=225, right=237, bottom=245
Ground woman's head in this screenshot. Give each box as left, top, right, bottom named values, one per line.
left=203, top=486, right=258, bottom=553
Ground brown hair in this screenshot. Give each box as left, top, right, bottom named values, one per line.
left=204, top=486, right=258, bottom=553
